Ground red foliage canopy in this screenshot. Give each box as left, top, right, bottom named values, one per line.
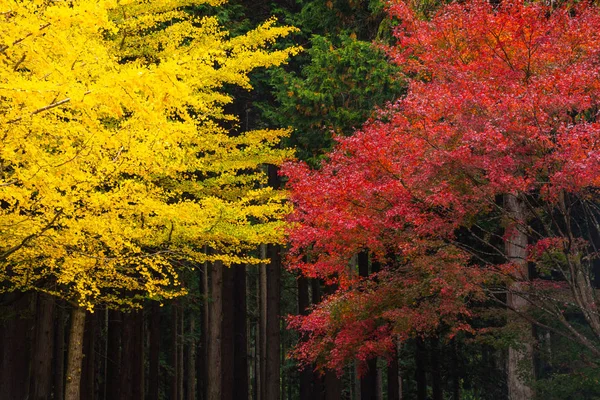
left=283, top=0, right=600, bottom=372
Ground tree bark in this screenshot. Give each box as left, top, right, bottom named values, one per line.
left=208, top=260, right=224, bottom=400
left=505, top=194, right=534, bottom=400
left=259, top=244, right=268, bottom=400
left=430, top=337, right=443, bottom=400
left=187, top=315, right=196, bottom=400
left=81, top=310, right=96, bottom=400
left=65, top=306, right=86, bottom=400
left=106, top=310, right=122, bottom=400
left=298, top=276, right=313, bottom=400
left=387, top=345, right=400, bottom=400
left=265, top=243, right=281, bottom=400
left=222, top=264, right=235, bottom=400
left=55, top=302, right=67, bottom=400
left=149, top=303, right=161, bottom=400
left=30, top=293, right=55, bottom=400
left=361, top=359, right=378, bottom=400
left=172, top=304, right=180, bottom=400
left=415, top=338, right=427, bottom=400
left=234, top=264, right=249, bottom=400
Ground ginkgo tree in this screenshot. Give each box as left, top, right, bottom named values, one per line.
left=284, top=0, right=600, bottom=396
left=0, top=0, right=298, bottom=398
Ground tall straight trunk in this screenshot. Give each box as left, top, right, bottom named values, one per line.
left=387, top=345, right=400, bottom=400
left=311, top=279, right=325, bottom=400
left=30, top=293, right=55, bottom=400
left=259, top=244, right=268, bottom=400
left=187, top=316, right=196, bottom=400
left=222, top=264, right=235, bottom=400
left=234, top=264, right=249, bottom=400
left=298, top=276, right=313, bottom=400
left=0, top=292, right=33, bottom=400
left=361, top=359, right=378, bottom=400
left=172, top=304, right=180, bottom=400
left=430, top=337, right=443, bottom=400
left=505, top=194, right=534, bottom=400
left=55, top=302, right=67, bottom=400
left=120, top=312, right=135, bottom=399
left=325, top=371, right=342, bottom=400
left=149, top=303, right=161, bottom=400
left=199, top=257, right=210, bottom=400
left=208, top=260, right=224, bottom=400
left=265, top=243, right=282, bottom=400
left=81, top=310, right=96, bottom=400
left=65, top=306, right=86, bottom=400
left=415, top=338, right=427, bottom=400
left=451, top=340, right=460, bottom=400
left=134, top=310, right=145, bottom=400
left=107, top=310, right=122, bottom=400
left=178, top=309, right=184, bottom=400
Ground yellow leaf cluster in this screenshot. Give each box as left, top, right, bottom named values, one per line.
left=0, top=0, right=299, bottom=310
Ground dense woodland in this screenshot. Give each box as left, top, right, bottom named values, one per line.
left=1, top=0, right=600, bottom=399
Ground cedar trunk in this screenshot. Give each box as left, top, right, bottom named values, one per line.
left=208, top=260, right=223, bottom=400
left=149, top=303, right=161, bottom=400
left=222, top=264, right=235, bottom=400
left=265, top=243, right=281, bottom=400
left=65, top=306, right=86, bottom=400
left=30, top=293, right=55, bottom=400
left=505, top=194, right=534, bottom=400
left=234, top=264, right=249, bottom=400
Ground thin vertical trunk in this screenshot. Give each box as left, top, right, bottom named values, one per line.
left=81, top=310, right=96, bottom=400
left=361, top=359, right=377, bottom=400
left=134, top=310, right=145, bottom=400
left=430, top=337, right=443, bottom=400
left=387, top=345, right=400, bottom=400
left=298, top=276, right=313, bottom=400
left=65, top=306, right=86, bottom=400
left=451, top=340, right=460, bottom=400
left=149, top=303, right=161, bottom=400
left=107, top=310, right=122, bottom=400
left=505, top=194, right=534, bottom=400
left=187, top=316, right=196, bottom=400
left=312, top=279, right=324, bottom=400
left=222, top=264, right=235, bottom=400
left=172, top=304, right=180, bottom=400
left=30, top=293, right=55, bottom=400
left=415, top=338, right=427, bottom=400
left=178, top=309, right=184, bottom=400
left=208, top=260, right=223, bottom=400
left=200, top=258, right=210, bottom=400
left=120, top=312, right=135, bottom=399
left=234, top=264, right=249, bottom=400
left=55, top=302, right=67, bottom=400
left=265, top=243, right=281, bottom=400
left=259, top=244, right=268, bottom=400
left=325, top=370, right=342, bottom=400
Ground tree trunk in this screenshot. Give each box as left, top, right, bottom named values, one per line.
left=55, top=302, right=67, bottom=400
left=178, top=308, right=184, bottom=400
left=199, top=257, right=209, bottom=400
left=312, top=279, right=325, bottom=400
left=172, top=304, right=180, bottom=400
left=259, top=244, right=268, bottom=400
left=265, top=243, right=281, bottom=400
left=149, top=303, right=161, bottom=400
left=361, top=359, right=377, bottom=400
left=30, top=293, right=55, bottom=400
left=415, top=338, right=427, bottom=400
left=505, top=194, right=534, bottom=400
left=234, top=264, right=249, bottom=400
left=107, top=310, right=122, bottom=400
left=187, top=315, right=196, bottom=400
left=65, top=306, right=86, bottom=400
left=120, top=312, right=135, bottom=399
left=208, top=260, right=224, bottom=400
left=387, top=345, right=400, bottom=400
left=430, top=337, right=443, bottom=400
left=325, top=370, right=342, bottom=400
left=222, top=264, right=235, bottom=400
left=81, top=310, right=96, bottom=400
left=298, top=276, right=313, bottom=400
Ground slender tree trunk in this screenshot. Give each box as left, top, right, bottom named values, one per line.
left=199, top=257, right=210, bottom=400
left=172, top=304, right=180, bottom=400
left=430, top=337, right=443, bottom=400
left=325, top=370, right=342, bottom=400
left=65, top=306, right=86, bottom=400
left=259, top=244, right=268, bottom=400
left=149, top=303, right=161, bottom=400
left=451, top=340, right=460, bottom=400
left=120, top=312, right=135, bottom=399
left=265, top=243, right=282, bottom=400
left=107, top=310, right=122, bottom=400
left=387, top=345, right=400, bottom=400
left=55, top=302, right=67, bottom=400
left=222, top=264, right=235, bottom=400
left=134, top=310, right=145, bottom=400
left=208, top=260, right=224, bottom=400
left=187, top=315, right=197, bottom=400
left=81, top=310, right=96, bottom=400
left=30, top=293, right=55, bottom=400
left=312, top=279, right=325, bottom=400
left=361, top=359, right=378, bottom=400
left=178, top=309, right=184, bottom=400
left=298, top=276, right=313, bottom=400
left=234, top=264, right=249, bottom=400
left=415, top=338, right=427, bottom=400
left=505, top=194, right=534, bottom=400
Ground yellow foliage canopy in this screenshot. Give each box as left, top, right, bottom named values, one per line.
left=0, top=0, right=299, bottom=310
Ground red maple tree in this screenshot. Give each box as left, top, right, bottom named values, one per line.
left=284, top=0, right=600, bottom=373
